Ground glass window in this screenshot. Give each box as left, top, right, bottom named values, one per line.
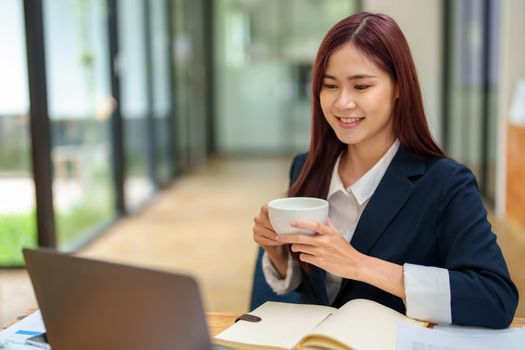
left=151, top=0, right=173, bottom=185
left=119, top=0, right=155, bottom=210
left=446, top=0, right=500, bottom=204
left=173, top=0, right=208, bottom=171
left=43, top=0, right=115, bottom=247
left=448, top=0, right=484, bottom=174
left=0, top=0, right=36, bottom=265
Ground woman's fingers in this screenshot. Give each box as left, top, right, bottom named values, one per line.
left=290, top=219, right=338, bottom=236
left=253, top=215, right=273, bottom=231
left=254, top=206, right=274, bottom=231
left=277, top=220, right=335, bottom=245
left=278, top=233, right=316, bottom=245
left=253, top=225, right=278, bottom=240
left=297, top=253, right=316, bottom=265
left=255, top=235, right=282, bottom=247
left=290, top=243, right=317, bottom=255
left=254, top=206, right=342, bottom=253
left=253, top=224, right=283, bottom=247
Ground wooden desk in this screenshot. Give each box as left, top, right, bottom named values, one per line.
left=207, top=312, right=238, bottom=337
left=510, top=317, right=525, bottom=328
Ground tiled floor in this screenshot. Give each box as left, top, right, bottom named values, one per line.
left=1, top=156, right=524, bottom=327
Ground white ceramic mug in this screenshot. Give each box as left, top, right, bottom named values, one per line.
left=267, top=197, right=329, bottom=235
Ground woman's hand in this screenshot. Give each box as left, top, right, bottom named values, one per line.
left=277, top=219, right=406, bottom=299
left=277, top=219, right=366, bottom=280
left=253, top=205, right=289, bottom=277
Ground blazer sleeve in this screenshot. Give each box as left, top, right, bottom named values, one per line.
left=437, top=163, right=518, bottom=328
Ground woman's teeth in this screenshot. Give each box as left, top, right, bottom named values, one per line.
left=340, top=117, right=363, bottom=123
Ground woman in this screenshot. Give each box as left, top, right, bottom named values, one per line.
left=252, top=12, right=518, bottom=328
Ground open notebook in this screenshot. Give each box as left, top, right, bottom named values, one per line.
left=214, top=299, right=427, bottom=350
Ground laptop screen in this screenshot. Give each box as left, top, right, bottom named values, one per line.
left=23, top=248, right=214, bottom=350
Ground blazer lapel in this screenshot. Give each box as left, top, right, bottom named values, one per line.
left=350, top=147, right=426, bottom=255
left=335, top=148, right=425, bottom=297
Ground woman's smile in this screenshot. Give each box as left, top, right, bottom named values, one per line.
left=335, top=116, right=365, bottom=128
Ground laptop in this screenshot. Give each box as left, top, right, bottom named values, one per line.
left=23, top=248, right=216, bottom=350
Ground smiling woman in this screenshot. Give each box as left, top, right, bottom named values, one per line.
left=252, top=12, right=519, bottom=329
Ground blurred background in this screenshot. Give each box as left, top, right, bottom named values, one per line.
left=1, top=0, right=525, bottom=325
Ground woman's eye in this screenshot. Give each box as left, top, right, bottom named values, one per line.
left=355, top=84, right=369, bottom=90
left=323, top=84, right=338, bottom=89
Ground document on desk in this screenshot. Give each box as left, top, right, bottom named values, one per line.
left=397, top=322, right=525, bottom=350
left=0, top=310, right=46, bottom=349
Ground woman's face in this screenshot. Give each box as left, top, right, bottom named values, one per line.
left=320, top=43, right=398, bottom=150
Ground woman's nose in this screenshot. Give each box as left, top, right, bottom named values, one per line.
left=335, top=92, right=356, bottom=110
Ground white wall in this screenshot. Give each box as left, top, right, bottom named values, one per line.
left=496, top=0, right=525, bottom=216
left=362, top=0, right=443, bottom=143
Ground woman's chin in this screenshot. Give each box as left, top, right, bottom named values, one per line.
left=334, top=132, right=364, bottom=146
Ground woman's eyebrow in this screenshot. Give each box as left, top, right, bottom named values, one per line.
left=323, top=74, right=377, bottom=80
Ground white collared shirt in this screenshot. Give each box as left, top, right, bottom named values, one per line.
left=262, top=140, right=452, bottom=324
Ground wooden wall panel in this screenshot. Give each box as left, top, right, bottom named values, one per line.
left=506, top=124, right=525, bottom=229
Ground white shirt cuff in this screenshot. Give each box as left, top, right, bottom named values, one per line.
left=262, top=250, right=301, bottom=295
left=403, top=263, right=452, bottom=324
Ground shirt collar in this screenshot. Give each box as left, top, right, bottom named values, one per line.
left=328, top=140, right=400, bottom=205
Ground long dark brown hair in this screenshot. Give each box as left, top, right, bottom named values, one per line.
left=289, top=12, right=445, bottom=199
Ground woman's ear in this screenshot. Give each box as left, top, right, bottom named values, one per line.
left=395, top=83, right=400, bottom=99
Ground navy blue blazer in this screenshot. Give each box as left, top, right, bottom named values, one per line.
left=290, top=147, right=518, bottom=329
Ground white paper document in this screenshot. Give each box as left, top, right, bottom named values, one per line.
left=397, top=322, right=525, bottom=350
left=0, top=311, right=46, bottom=349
